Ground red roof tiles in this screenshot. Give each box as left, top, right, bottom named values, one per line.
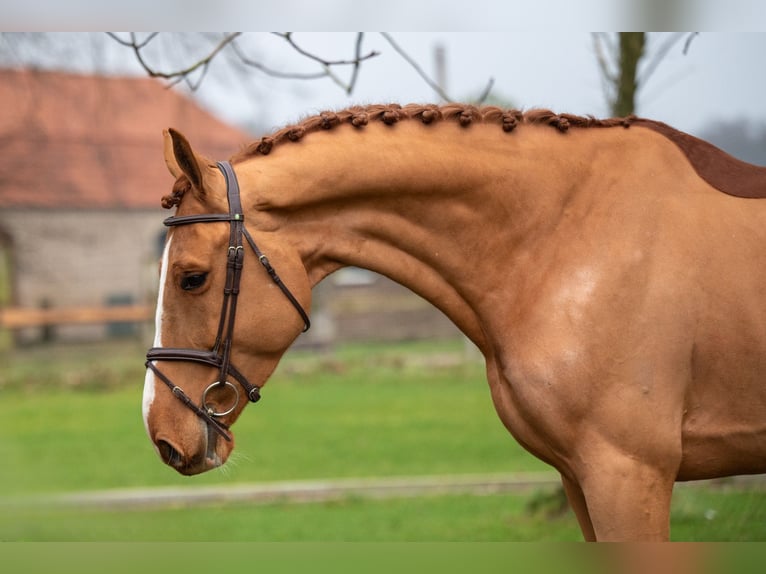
left=0, top=69, right=252, bottom=209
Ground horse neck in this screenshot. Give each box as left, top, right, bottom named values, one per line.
left=240, top=121, right=584, bottom=351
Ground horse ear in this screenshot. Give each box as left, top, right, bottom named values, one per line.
left=162, top=129, right=183, bottom=179
left=163, top=128, right=219, bottom=199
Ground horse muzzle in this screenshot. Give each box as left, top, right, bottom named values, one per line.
left=153, top=420, right=232, bottom=476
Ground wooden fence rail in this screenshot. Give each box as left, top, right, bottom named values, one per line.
left=0, top=305, right=153, bottom=329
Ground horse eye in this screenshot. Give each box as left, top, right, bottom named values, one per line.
left=180, top=273, right=208, bottom=291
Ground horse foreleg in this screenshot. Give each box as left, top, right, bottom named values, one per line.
left=577, top=451, right=676, bottom=541
left=560, top=474, right=596, bottom=541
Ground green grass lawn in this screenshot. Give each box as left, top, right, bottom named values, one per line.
left=6, top=484, right=766, bottom=541
left=1, top=338, right=765, bottom=541
left=0, top=338, right=545, bottom=495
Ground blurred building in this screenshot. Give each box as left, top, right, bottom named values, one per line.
left=0, top=68, right=251, bottom=343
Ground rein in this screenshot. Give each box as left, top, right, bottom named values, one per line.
left=145, top=161, right=310, bottom=442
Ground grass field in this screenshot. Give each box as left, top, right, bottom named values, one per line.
left=1, top=337, right=765, bottom=541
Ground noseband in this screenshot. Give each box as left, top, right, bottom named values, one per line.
left=145, top=161, right=310, bottom=442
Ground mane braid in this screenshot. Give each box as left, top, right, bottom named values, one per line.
left=229, top=104, right=636, bottom=164
left=161, top=175, right=191, bottom=209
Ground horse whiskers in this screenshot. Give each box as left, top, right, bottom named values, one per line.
left=215, top=460, right=232, bottom=477
left=215, top=450, right=252, bottom=477
left=228, top=450, right=253, bottom=466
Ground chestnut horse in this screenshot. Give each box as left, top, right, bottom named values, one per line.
left=143, top=104, right=766, bottom=541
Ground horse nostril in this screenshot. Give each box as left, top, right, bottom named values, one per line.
left=157, top=439, right=184, bottom=468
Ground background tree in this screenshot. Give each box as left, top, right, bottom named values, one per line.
left=593, top=32, right=696, bottom=117
left=612, top=32, right=645, bottom=117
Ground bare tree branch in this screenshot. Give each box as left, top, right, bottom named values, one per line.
left=106, top=32, right=381, bottom=94
left=106, top=32, right=242, bottom=89
left=107, top=31, right=158, bottom=50
left=269, top=32, right=378, bottom=94
left=271, top=32, right=379, bottom=68
left=106, top=32, right=494, bottom=103
left=592, top=32, right=617, bottom=84
left=380, top=32, right=453, bottom=102
left=228, top=39, right=328, bottom=80
left=638, top=32, right=685, bottom=89
left=683, top=32, right=699, bottom=55
left=345, top=33, right=366, bottom=95
left=474, top=77, right=495, bottom=105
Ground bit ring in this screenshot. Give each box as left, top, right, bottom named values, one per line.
left=202, top=380, right=239, bottom=417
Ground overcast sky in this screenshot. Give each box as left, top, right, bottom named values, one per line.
left=3, top=1, right=766, bottom=139
left=182, top=32, right=766, bottom=139
left=2, top=31, right=763, bottom=142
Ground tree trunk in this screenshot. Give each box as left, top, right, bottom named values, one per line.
left=613, top=33, right=645, bottom=117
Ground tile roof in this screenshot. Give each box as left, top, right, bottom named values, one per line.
left=0, top=68, right=253, bottom=209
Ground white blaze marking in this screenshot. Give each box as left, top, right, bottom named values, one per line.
left=143, top=235, right=172, bottom=437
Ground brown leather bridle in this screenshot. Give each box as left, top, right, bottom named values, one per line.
left=145, top=161, right=310, bottom=442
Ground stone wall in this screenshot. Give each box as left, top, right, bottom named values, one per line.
left=0, top=208, right=165, bottom=342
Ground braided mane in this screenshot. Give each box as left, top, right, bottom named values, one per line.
left=162, top=104, right=634, bottom=208
left=232, top=103, right=634, bottom=163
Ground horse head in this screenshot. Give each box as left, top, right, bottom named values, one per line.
left=142, top=128, right=311, bottom=475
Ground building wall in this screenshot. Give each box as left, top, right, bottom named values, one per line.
left=294, top=269, right=461, bottom=349
left=0, top=208, right=166, bottom=341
